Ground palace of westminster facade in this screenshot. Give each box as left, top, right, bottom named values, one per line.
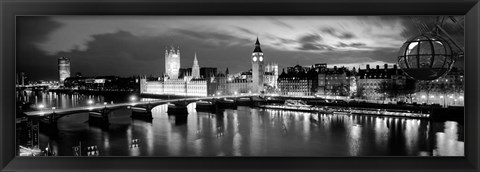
left=140, top=38, right=278, bottom=97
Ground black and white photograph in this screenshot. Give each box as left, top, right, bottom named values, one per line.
left=16, top=16, right=465, bottom=157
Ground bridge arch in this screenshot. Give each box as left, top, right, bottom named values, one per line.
left=50, top=106, right=133, bottom=121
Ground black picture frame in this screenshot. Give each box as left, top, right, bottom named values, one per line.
left=1, top=0, right=479, bottom=171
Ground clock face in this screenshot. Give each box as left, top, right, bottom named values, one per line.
left=259, top=56, right=263, bottom=62
left=253, top=56, right=257, bottom=62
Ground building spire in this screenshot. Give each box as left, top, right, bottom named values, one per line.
left=253, top=37, right=262, bottom=52
left=193, top=52, right=198, bottom=65
left=192, top=51, right=200, bottom=79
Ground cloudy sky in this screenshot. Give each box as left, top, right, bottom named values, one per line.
left=17, top=16, right=464, bottom=81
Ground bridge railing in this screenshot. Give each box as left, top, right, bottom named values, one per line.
left=23, top=94, right=260, bottom=117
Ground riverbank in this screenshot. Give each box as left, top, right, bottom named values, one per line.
left=49, top=89, right=136, bottom=96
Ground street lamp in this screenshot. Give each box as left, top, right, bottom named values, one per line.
left=87, top=100, right=94, bottom=105
left=37, top=104, right=45, bottom=110
left=52, top=107, right=56, bottom=114
left=130, top=95, right=137, bottom=102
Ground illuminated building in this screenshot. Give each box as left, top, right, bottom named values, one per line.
left=251, top=37, right=264, bottom=93
left=227, top=78, right=251, bottom=95
left=315, top=63, right=328, bottom=94
left=211, top=38, right=278, bottom=95
left=63, top=76, right=138, bottom=91
left=165, top=46, right=181, bottom=79
left=413, top=67, right=464, bottom=106
left=214, top=72, right=228, bottom=95
left=264, top=63, right=279, bottom=89
left=163, top=79, right=187, bottom=95
left=141, top=53, right=216, bottom=97
left=143, top=38, right=276, bottom=97
left=140, top=79, right=161, bottom=94
left=58, top=56, right=71, bottom=84
left=187, top=78, right=209, bottom=97
left=356, top=64, right=406, bottom=100
left=213, top=68, right=252, bottom=95
left=317, top=65, right=355, bottom=97
left=278, top=65, right=317, bottom=96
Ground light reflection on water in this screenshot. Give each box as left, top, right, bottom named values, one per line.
left=433, top=121, right=464, bottom=156
left=21, top=92, right=464, bottom=156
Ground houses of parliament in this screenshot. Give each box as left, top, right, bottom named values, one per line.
left=140, top=38, right=279, bottom=97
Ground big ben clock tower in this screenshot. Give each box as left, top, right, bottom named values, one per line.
left=251, top=37, right=264, bottom=93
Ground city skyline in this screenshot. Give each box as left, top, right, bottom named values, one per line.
left=15, top=16, right=466, bottom=157
left=17, top=16, right=464, bottom=81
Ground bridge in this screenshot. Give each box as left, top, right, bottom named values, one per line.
left=16, top=84, right=51, bottom=90
left=24, top=94, right=263, bottom=129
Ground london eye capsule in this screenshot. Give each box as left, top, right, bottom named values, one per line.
left=397, top=32, right=456, bottom=80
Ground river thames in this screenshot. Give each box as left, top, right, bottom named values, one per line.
left=19, top=91, right=464, bottom=156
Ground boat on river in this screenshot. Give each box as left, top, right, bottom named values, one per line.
left=260, top=100, right=334, bottom=113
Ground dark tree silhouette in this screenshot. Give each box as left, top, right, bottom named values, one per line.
left=400, top=79, right=417, bottom=103
left=355, top=84, right=366, bottom=99
left=377, top=80, right=401, bottom=103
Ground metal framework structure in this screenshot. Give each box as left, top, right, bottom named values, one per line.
left=397, top=16, right=464, bottom=80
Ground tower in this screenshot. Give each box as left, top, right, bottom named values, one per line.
left=58, top=56, right=70, bottom=84
left=251, top=37, right=264, bottom=93
left=165, top=46, right=181, bottom=79
left=192, top=52, right=200, bottom=79
left=265, top=63, right=279, bottom=88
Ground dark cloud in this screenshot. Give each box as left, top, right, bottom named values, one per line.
left=16, top=17, right=63, bottom=81
left=336, top=42, right=367, bottom=48
left=314, top=48, right=399, bottom=64
left=321, top=27, right=355, bottom=39
left=173, top=28, right=251, bottom=46
left=265, top=46, right=399, bottom=72
left=298, top=34, right=322, bottom=43
left=296, top=33, right=331, bottom=51
left=279, top=38, right=296, bottom=44
left=298, top=43, right=334, bottom=51
left=17, top=16, right=63, bottom=44
left=51, top=30, right=253, bottom=77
